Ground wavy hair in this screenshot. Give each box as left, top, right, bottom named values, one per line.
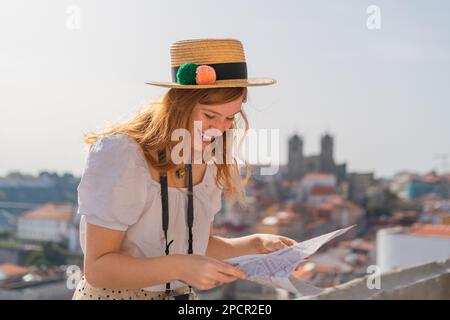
left=82, top=87, right=251, bottom=205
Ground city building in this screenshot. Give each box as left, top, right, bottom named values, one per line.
left=307, top=185, right=339, bottom=208
left=301, top=173, right=337, bottom=196
left=0, top=209, right=16, bottom=233
left=420, top=199, right=450, bottom=224
left=407, top=172, right=450, bottom=200
left=388, top=171, right=417, bottom=200
left=288, top=133, right=347, bottom=182
left=389, top=171, right=450, bottom=201
left=348, top=172, right=374, bottom=204
left=377, top=224, right=450, bottom=273
left=16, top=203, right=75, bottom=244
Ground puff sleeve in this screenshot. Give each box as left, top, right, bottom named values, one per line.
left=77, top=134, right=148, bottom=231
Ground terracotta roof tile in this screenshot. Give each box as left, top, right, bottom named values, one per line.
left=303, top=173, right=336, bottom=180
left=20, top=203, right=73, bottom=222
left=310, top=186, right=336, bottom=195
left=0, top=263, right=31, bottom=277
left=408, top=223, right=450, bottom=238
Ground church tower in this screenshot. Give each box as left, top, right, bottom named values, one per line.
left=320, top=133, right=335, bottom=173
left=288, top=134, right=304, bottom=180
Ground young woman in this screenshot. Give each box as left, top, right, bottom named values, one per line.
left=73, top=39, right=297, bottom=300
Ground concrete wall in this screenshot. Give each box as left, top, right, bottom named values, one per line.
left=299, top=257, right=450, bottom=300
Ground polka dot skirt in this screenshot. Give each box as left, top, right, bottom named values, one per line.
left=72, top=276, right=199, bottom=300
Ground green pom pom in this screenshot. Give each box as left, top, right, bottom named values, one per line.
left=176, top=62, right=198, bottom=85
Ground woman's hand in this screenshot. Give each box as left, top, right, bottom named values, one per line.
left=252, top=233, right=297, bottom=254
left=173, top=254, right=246, bottom=290
left=251, top=234, right=311, bottom=272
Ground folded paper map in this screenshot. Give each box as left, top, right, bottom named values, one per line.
left=224, top=225, right=356, bottom=297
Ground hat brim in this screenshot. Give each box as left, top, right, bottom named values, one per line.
left=145, top=77, right=276, bottom=89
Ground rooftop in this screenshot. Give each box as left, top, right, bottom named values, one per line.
left=19, top=202, right=73, bottom=222
left=0, top=263, right=31, bottom=278
left=408, top=223, right=450, bottom=238
left=310, top=186, right=336, bottom=196
left=303, top=173, right=336, bottom=180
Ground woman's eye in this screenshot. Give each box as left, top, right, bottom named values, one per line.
left=226, top=117, right=235, bottom=121
left=204, top=113, right=214, bottom=119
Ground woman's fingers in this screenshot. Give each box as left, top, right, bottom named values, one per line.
left=200, top=265, right=244, bottom=289
left=279, top=236, right=297, bottom=246
left=267, top=241, right=288, bottom=252
left=214, top=271, right=239, bottom=284
left=217, top=262, right=246, bottom=279
left=276, top=242, right=288, bottom=250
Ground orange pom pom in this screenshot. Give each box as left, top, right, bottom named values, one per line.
left=196, top=65, right=216, bottom=85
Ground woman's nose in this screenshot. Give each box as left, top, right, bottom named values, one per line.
left=207, top=119, right=227, bottom=135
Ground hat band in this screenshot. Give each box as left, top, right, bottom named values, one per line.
left=171, top=62, right=248, bottom=83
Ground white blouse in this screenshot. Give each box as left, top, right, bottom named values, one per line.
left=76, top=133, right=223, bottom=291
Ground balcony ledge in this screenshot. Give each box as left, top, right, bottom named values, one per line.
left=297, top=257, right=450, bottom=300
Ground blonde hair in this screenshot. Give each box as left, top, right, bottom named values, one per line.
left=82, top=87, right=251, bottom=206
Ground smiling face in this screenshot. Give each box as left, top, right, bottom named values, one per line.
left=188, top=94, right=244, bottom=150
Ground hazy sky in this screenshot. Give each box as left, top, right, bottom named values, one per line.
left=1, top=0, right=449, bottom=178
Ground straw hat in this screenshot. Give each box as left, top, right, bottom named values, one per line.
left=146, top=38, right=276, bottom=89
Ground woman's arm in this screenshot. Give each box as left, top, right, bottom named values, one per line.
left=84, top=223, right=245, bottom=290
left=84, top=223, right=180, bottom=289
left=206, top=226, right=297, bottom=261
left=206, top=233, right=259, bottom=261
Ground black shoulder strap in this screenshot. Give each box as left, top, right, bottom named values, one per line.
left=186, top=162, right=194, bottom=254
left=158, top=150, right=194, bottom=295
left=158, top=150, right=173, bottom=294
